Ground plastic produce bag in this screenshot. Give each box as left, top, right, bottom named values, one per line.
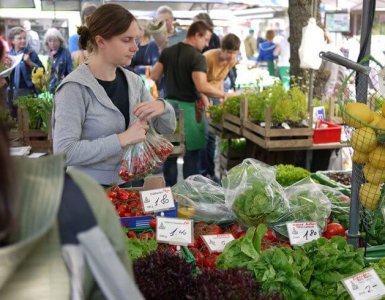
left=172, top=175, right=235, bottom=223
left=118, top=126, right=173, bottom=182
left=298, top=18, right=325, bottom=70
left=222, top=158, right=289, bottom=227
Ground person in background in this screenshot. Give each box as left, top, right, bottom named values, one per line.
left=43, top=28, right=72, bottom=93
left=7, top=26, right=43, bottom=118
left=22, top=20, right=40, bottom=54
left=201, top=33, right=240, bottom=182
left=244, top=28, right=256, bottom=61
left=156, top=6, right=186, bottom=47
left=193, top=13, right=220, bottom=52
left=68, top=2, right=98, bottom=53
left=257, top=29, right=277, bottom=77
left=273, top=30, right=290, bottom=90
left=151, top=21, right=225, bottom=186
left=53, top=4, right=176, bottom=187
left=147, top=18, right=168, bottom=52
left=129, top=19, right=160, bottom=76
left=0, top=23, right=9, bottom=54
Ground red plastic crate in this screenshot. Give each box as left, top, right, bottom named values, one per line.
left=313, top=120, right=342, bottom=144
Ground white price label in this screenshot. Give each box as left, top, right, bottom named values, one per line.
left=379, top=68, right=385, bottom=97
left=286, top=222, right=320, bottom=245
left=140, top=187, right=175, bottom=213
left=342, top=269, right=385, bottom=300
left=202, top=234, right=235, bottom=253
left=156, top=217, right=193, bottom=246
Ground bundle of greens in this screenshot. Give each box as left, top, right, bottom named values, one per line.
left=275, top=164, right=310, bottom=187
left=127, top=237, right=158, bottom=261
left=223, top=159, right=288, bottom=227
left=219, top=138, right=246, bottom=156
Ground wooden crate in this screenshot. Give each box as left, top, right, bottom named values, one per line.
left=163, top=110, right=185, bottom=157
left=222, top=99, right=246, bottom=136
left=327, top=98, right=343, bottom=124
left=218, top=138, right=247, bottom=178
left=242, top=104, right=313, bottom=150
left=208, top=117, right=241, bottom=139
left=18, top=108, right=52, bottom=153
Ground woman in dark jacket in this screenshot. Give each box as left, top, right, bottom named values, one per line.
left=43, top=28, right=72, bottom=93
left=8, top=26, right=43, bottom=117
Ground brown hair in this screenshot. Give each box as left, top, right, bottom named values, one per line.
left=80, top=3, right=98, bottom=25
left=78, top=3, right=136, bottom=51
left=221, top=33, right=241, bottom=51
left=7, top=26, right=26, bottom=43
left=266, top=30, right=275, bottom=41
left=186, top=21, right=212, bottom=39
left=193, top=13, right=214, bottom=28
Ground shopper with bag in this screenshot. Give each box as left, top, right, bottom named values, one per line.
left=53, top=4, right=176, bottom=186
left=151, top=21, right=225, bottom=186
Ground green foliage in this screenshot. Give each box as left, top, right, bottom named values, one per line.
left=223, top=95, right=243, bottom=116
left=127, top=237, right=158, bottom=261
left=219, top=138, right=246, bottom=155
left=208, top=105, right=223, bottom=124
left=247, top=89, right=269, bottom=123
left=16, top=93, right=53, bottom=132
left=275, top=164, right=310, bottom=187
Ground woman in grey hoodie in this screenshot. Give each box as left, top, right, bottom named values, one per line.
left=53, top=4, right=176, bottom=186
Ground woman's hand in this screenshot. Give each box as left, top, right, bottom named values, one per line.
left=133, top=99, right=165, bottom=121
left=117, top=120, right=149, bottom=147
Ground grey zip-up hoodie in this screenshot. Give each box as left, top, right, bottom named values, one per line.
left=53, top=64, right=176, bottom=185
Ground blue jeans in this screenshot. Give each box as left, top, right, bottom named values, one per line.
left=163, top=149, right=202, bottom=187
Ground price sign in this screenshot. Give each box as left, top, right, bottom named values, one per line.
left=202, top=234, right=235, bottom=253
left=342, top=269, right=385, bottom=300
left=156, top=217, right=193, bottom=246
left=286, top=222, right=320, bottom=246
left=140, top=187, right=175, bottom=213
left=379, top=68, right=385, bottom=97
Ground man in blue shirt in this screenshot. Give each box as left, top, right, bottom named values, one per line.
left=68, top=3, right=97, bottom=53
left=156, top=6, right=186, bottom=47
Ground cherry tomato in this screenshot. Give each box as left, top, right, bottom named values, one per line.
left=323, top=223, right=346, bottom=239
left=107, top=191, right=117, bottom=199
left=203, top=254, right=218, bottom=269
left=264, top=229, right=278, bottom=242
left=127, top=231, right=137, bottom=239
left=149, top=218, right=157, bottom=229
left=140, top=231, right=154, bottom=240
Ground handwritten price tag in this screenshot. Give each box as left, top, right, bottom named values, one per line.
left=140, top=187, right=175, bottom=213
left=342, top=269, right=385, bottom=300
left=156, top=217, right=193, bottom=246
left=202, top=234, right=235, bottom=253
left=286, top=222, right=320, bottom=246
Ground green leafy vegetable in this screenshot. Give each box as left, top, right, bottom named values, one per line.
left=127, top=237, right=158, bottom=261
left=223, top=95, right=243, bottom=116
left=275, top=164, right=310, bottom=187
left=369, top=257, right=385, bottom=284
left=208, top=104, right=224, bottom=124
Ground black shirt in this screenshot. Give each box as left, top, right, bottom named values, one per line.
left=159, top=42, right=207, bottom=102
left=97, top=68, right=130, bottom=129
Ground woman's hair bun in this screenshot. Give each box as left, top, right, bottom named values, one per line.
left=77, top=25, right=91, bottom=50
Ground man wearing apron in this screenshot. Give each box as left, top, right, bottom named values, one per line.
left=151, top=20, right=225, bottom=186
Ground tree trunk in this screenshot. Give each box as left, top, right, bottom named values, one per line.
left=288, top=0, right=321, bottom=90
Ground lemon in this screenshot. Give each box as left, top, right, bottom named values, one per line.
left=370, top=112, right=382, bottom=127
left=359, top=183, right=382, bottom=210
left=350, top=127, right=377, bottom=153
left=178, top=207, right=196, bottom=219
left=368, top=146, right=385, bottom=169
left=352, top=150, right=369, bottom=165
left=344, top=102, right=373, bottom=128
left=363, top=164, right=385, bottom=184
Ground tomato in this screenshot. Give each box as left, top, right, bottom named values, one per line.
left=128, top=200, right=138, bottom=209
left=207, top=224, right=222, bottom=235
left=107, top=191, right=117, bottom=199
left=140, top=231, right=154, bottom=240
left=264, top=229, right=278, bottom=242
left=123, top=212, right=132, bottom=217
left=323, top=223, right=346, bottom=239
left=117, top=204, right=129, bottom=213
left=229, top=224, right=243, bottom=238
left=127, top=231, right=137, bottom=239
left=117, top=189, right=130, bottom=201
left=149, top=218, right=157, bottom=229
left=203, top=254, right=218, bottom=269
left=117, top=206, right=127, bottom=217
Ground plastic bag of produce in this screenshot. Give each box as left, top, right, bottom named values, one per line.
left=222, top=158, right=289, bottom=227
left=319, top=185, right=350, bottom=229
left=172, top=175, right=235, bottom=223
left=118, top=126, right=173, bottom=182
left=273, top=182, right=332, bottom=237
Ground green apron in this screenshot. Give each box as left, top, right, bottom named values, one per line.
left=167, top=99, right=206, bottom=151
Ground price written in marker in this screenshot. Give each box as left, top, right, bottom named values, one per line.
left=140, top=187, right=175, bottom=213
left=342, top=268, right=385, bottom=300
left=286, top=222, right=320, bottom=246
left=202, top=234, right=235, bottom=253
left=156, top=217, right=193, bottom=246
